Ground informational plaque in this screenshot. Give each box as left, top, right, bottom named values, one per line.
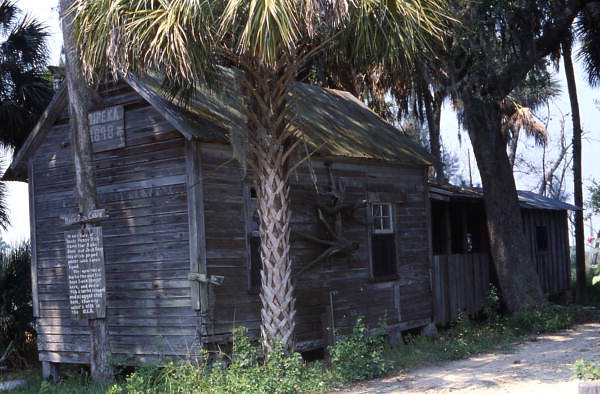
left=89, top=105, right=125, bottom=153
left=65, top=226, right=107, bottom=319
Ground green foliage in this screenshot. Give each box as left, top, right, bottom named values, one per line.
left=0, top=0, right=53, bottom=149
left=10, top=374, right=111, bottom=394
left=110, top=326, right=332, bottom=394
left=386, top=304, right=586, bottom=371
left=328, top=316, right=390, bottom=382
left=572, top=359, right=600, bottom=381
left=481, top=284, right=501, bottom=322
left=507, top=306, right=576, bottom=336
left=584, top=280, right=600, bottom=306
left=16, top=307, right=589, bottom=393
left=0, top=243, right=35, bottom=358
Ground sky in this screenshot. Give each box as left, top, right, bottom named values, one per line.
left=2, top=1, right=600, bottom=246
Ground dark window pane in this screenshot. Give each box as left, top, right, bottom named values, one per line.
left=371, top=233, right=397, bottom=277
left=249, top=236, right=261, bottom=292
left=536, top=226, right=549, bottom=252
left=382, top=217, right=391, bottom=231
left=381, top=204, right=390, bottom=217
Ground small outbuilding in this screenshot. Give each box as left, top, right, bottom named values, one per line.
left=6, top=72, right=435, bottom=369
left=429, top=184, right=579, bottom=324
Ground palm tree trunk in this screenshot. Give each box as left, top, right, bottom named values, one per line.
left=562, top=37, right=586, bottom=304
left=242, top=67, right=297, bottom=352
left=256, top=155, right=296, bottom=351
left=60, top=0, right=112, bottom=381
left=463, top=95, right=546, bottom=312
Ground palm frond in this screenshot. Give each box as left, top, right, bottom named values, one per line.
left=0, top=0, right=17, bottom=36
left=503, top=104, right=547, bottom=147
left=72, top=0, right=215, bottom=87
left=0, top=2, right=51, bottom=150
left=1, top=15, right=49, bottom=69
left=576, top=3, right=600, bottom=87
left=220, top=0, right=301, bottom=66
left=338, top=0, right=449, bottom=71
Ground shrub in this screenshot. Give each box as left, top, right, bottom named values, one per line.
left=507, top=306, right=577, bottom=336
left=111, top=327, right=332, bottom=394
left=481, top=285, right=501, bottom=322
left=328, top=316, right=390, bottom=382
left=572, top=359, right=600, bottom=381
left=0, top=243, right=35, bottom=362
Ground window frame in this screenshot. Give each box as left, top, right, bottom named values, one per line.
left=368, top=200, right=398, bottom=281
left=371, top=202, right=395, bottom=234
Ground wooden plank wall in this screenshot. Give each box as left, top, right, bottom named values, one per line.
left=432, top=254, right=490, bottom=325
left=201, top=145, right=433, bottom=346
left=31, top=82, right=433, bottom=363
left=33, top=83, right=197, bottom=364
left=522, top=209, right=571, bottom=294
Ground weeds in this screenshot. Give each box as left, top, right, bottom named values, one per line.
left=9, top=294, right=592, bottom=394
left=328, top=316, right=390, bottom=382
left=108, top=327, right=332, bottom=394
left=572, top=359, right=600, bottom=381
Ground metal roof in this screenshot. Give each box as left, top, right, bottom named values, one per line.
left=429, top=184, right=582, bottom=211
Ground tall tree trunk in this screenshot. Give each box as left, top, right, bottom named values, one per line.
left=242, top=67, right=297, bottom=352
left=256, top=156, right=295, bottom=351
left=462, top=96, right=546, bottom=312
left=60, top=0, right=112, bottom=380
left=424, top=89, right=445, bottom=183
left=562, top=37, right=586, bottom=304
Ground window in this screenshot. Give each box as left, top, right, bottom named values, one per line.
left=372, top=203, right=394, bottom=234
left=536, top=226, right=549, bottom=252
left=370, top=203, right=397, bottom=278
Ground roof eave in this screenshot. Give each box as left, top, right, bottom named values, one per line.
left=3, top=85, right=68, bottom=182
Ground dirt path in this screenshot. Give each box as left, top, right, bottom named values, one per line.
left=341, top=322, right=600, bottom=394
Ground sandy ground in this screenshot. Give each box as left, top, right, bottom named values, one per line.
left=340, top=322, right=600, bottom=394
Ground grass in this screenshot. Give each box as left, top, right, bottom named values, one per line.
left=4, top=303, right=597, bottom=394
left=384, top=305, right=592, bottom=372
left=0, top=368, right=39, bottom=383
left=5, top=369, right=111, bottom=394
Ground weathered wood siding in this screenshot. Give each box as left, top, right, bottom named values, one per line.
left=522, top=209, right=571, bottom=294
left=431, top=254, right=490, bottom=325
left=201, top=146, right=432, bottom=346
left=32, top=83, right=196, bottom=364
left=30, top=82, right=432, bottom=364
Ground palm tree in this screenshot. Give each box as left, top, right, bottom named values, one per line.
left=558, top=3, right=600, bottom=304
left=71, top=0, right=449, bottom=351
left=562, top=33, right=586, bottom=303
left=0, top=0, right=52, bottom=150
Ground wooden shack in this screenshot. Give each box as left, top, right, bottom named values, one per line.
left=5, top=71, right=435, bottom=369
left=429, top=184, right=579, bottom=324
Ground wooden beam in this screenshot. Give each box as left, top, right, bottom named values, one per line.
left=185, top=139, right=209, bottom=333
left=4, top=86, right=67, bottom=181
left=42, top=361, right=59, bottom=382
left=27, top=160, right=39, bottom=318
